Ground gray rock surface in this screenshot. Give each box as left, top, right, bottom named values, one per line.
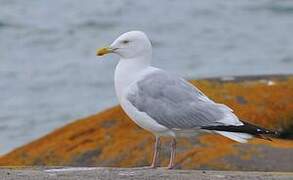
left=0, top=167, right=293, bottom=180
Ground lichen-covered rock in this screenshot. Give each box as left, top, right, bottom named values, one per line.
left=0, top=75, right=292, bottom=171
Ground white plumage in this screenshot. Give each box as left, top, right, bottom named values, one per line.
left=96, top=31, right=272, bottom=169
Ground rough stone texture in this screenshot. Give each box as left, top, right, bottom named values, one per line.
left=218, top=144, right=293, bottom=171
left=0, top=167, right=293, bottom=180
left=0, top=75, right=292, bottom=171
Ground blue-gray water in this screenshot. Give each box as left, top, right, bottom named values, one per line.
left=1, top=0, right=293, bottom=154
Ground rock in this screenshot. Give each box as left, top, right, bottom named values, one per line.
left=0, top=167, right=293, bottom=180
left=0, top=75, right=292, bottom=171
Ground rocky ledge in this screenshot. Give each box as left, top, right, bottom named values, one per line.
left=1, top=167, right=293, bottom=180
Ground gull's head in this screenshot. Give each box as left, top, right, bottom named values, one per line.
left=97, top=31, right=152, bottom=59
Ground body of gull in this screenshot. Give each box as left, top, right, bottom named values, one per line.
left=96, top=31, right=276, bottom=169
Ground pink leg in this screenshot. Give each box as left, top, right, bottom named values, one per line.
left=150, top=136, right=161, bottom=168
left=167, top=138, right=176, bottom=169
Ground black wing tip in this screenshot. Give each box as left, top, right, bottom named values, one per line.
left=242, top=121, right=279, bottom=135
left=258, top=128, right=279, bottom=135
left=201, top=120, right=279, bottom=136
left=265, top=130, right=279, bottom=135
left=254, top=129, right=280, bottom=141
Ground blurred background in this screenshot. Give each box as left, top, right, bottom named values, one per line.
left=0, top=0, right=293, bottom=155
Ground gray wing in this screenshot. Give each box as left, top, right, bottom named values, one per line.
left=126, top=69, right=241, bottom=129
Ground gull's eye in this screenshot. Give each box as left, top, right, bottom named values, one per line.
left=122, top=40, right=130, bottom=44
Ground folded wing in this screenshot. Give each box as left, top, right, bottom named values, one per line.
left=126, top=69, right=243, bottom=130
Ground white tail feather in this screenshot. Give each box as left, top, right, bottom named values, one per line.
left=215, top=131, right=253, bottom=143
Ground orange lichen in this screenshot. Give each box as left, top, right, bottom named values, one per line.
left=191, top=77, right=293, bottom=129
left=0, top=75, right=292, bottom=171
left=176, top=134, right=238, bottom=169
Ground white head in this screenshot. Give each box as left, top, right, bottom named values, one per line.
left=97, top=31, right=152, bottom=59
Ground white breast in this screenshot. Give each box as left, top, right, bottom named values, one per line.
left=120, top=95, right=174, bottom=137
left=114, top=60, right=174, bottom=137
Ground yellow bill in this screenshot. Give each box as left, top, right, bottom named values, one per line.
left=96, top=47, right=113, bottom=56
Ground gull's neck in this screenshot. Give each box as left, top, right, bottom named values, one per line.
left=114, top=55, right=151, bottom=100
